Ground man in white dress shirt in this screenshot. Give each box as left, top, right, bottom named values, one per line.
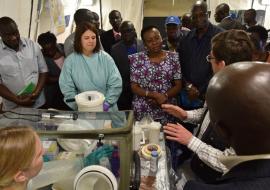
left=0, top=17, right=48, bottom=111
left=162, top=29, right=254, bottom=182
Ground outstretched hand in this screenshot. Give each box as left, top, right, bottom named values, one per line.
left=163, top=123, right=193, bottom=145
left=162, top=104, right=187, bottom=120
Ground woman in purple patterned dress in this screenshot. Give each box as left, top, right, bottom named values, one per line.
left=130, top=26, right=182, bottom=124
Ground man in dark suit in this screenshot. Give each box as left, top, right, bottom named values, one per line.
left=214, top=3, right=245, bottom=30
left=111, top=21, right=144, bottom=110
left=100, top=10, right=122, bottom=55
left=184, top=62, right=270, bottom=190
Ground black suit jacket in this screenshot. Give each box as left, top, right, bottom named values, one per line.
left=218, top=17, right=246, bottom=30
left=100, top=29, right=120, bottom=55
left=184, top=159, right=270, bottom=190
left=111, top=40, right=144, bottom=110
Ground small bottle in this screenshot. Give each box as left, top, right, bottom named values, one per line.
left=149, top=150, right=158, bottom=176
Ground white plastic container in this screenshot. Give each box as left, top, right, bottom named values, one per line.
left=75, top=91, right=105, bottom=112
left=74, top=165, right=118, bottom=190
left=133, top=126, right=143, bottom=150
left=149, top=122, right=161, bottom=144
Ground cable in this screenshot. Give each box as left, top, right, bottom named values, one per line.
left=2, top=114, right=41, bottom=122
left=2, top=110, right=41, bottom=122
left=4, top=110, right=40, bottom=117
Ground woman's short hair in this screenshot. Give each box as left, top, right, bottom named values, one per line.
left=211, top=29, right=254, bottom=65
left=0, top=126, right=36, bottom=188
left=140, top=25, right=160, bottom=42
left=74, top=22, right=100, bottom=54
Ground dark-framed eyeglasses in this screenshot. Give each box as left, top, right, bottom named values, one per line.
left=206, top=55, right=216, bottom=62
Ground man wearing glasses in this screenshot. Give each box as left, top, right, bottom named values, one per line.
left=163, top=29, right=254, bottom=183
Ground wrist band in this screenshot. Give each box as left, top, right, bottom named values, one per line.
left=186, top=84, right=193, bottom=90
left=145, top=90, right=149, bottom=97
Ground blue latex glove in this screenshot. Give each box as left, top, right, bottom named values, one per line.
left=83, top=144, right=114, bottom=167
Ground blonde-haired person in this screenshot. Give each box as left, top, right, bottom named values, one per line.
left=0, top=126, right=44, bottom=190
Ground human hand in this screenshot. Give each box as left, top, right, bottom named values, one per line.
left=163, top=123, right=193, bottom=145
left=16, top=95, right=35, bottom=106
left=31, top=91, right=40, bottom=100
left=147, top=99, right=158, bottom=107
left=187, top=84, right=200, bottom=100
left=151, top=92, right=167, bottom=105
left=162, top=104, right=187, bottom=120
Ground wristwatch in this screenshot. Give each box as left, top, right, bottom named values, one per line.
left=186, top=84, right=193, bottom=90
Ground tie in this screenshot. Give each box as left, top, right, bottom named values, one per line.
left=115, top=33, right=121, bottom=41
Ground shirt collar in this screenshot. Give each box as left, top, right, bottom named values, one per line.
left=1, top=38, right=26, bottom=51
left=166, top=41, right=176, bottom=52
left=191, top=22, right=213, bottom=39
left=221, top=15, right=231, bottom=22
left=113, top=29, right=121, bottom=36
left=220, top=153, right=270, bottom=171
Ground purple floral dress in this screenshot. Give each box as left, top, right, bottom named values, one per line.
left=129, top=51, right=181, bottom=124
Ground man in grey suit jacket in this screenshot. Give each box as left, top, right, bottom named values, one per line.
left=214, top=3, right=245, bottom=30
left=111, top=21, right=144, bottom=110
left=184, top=62, right=270, bottom=190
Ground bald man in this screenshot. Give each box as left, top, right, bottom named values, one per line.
left=163, top=30, right=254, bottom=183
left=214, top=3, right=245, bottom=30
left=183, top=62, right=270, bottom=190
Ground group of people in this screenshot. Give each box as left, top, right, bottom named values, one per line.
left=1, top=1, right=270, bottom=190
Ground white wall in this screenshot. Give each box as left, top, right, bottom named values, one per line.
left=0, top=0, right=37, bottom=38
left=144, top=0, right=196, bottom=17
left=39, top=0, right=144, bottom=42
left=0, top=0, right=143, bottom=42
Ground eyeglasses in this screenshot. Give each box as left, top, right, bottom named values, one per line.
left=206, top=55, right=216, bottom=62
